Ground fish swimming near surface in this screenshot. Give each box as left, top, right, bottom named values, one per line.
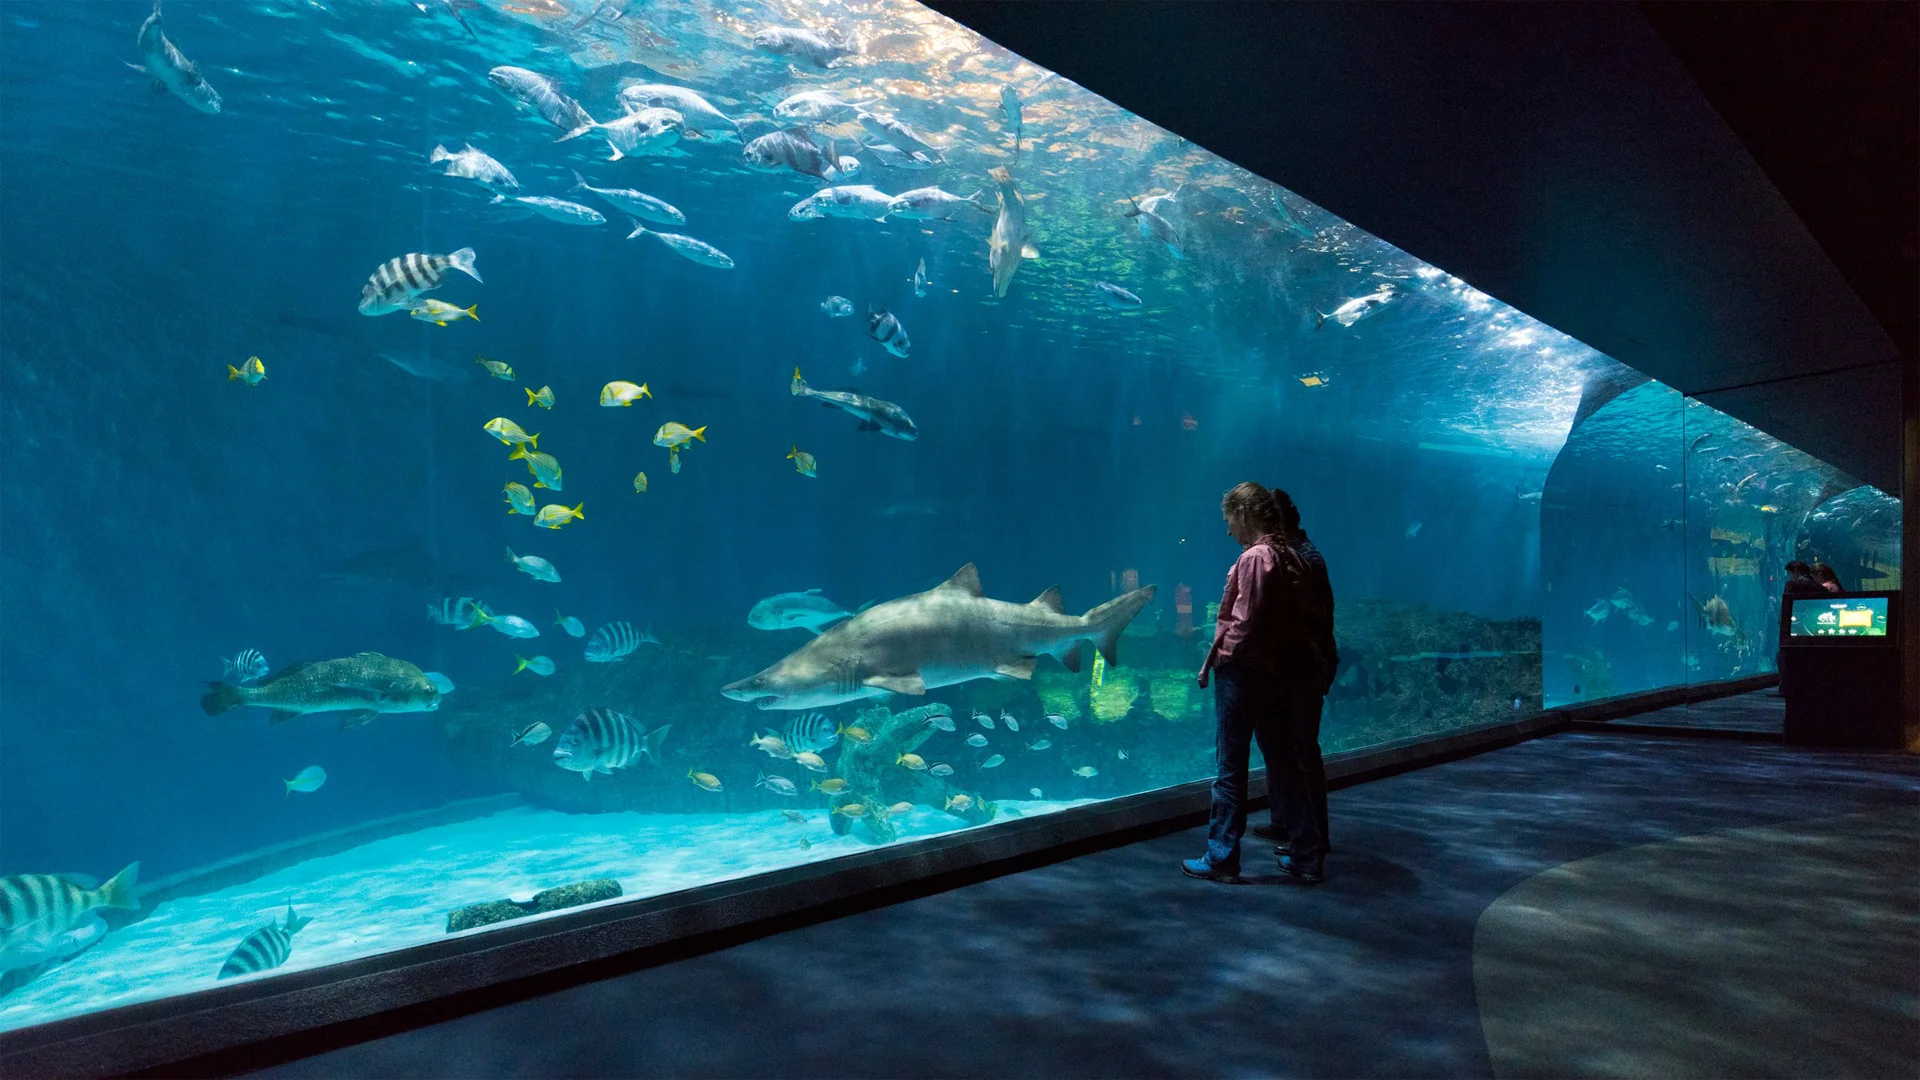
left=753, top=26, right=857, bottom=67
left=617, top=84, right=739, bottom=139
left=429, top=144, right=517, bottom=191
left=854, top=109, right=943, bottom=160
left=724, top=564, right=1155, bottom=711
left=409, top=299, right=480, bottom=326
left=512, top=721, right=552, bottom=746
left=626, top=221, right=735, bottom=268
left=743, top=127, right=840, bottom=181
left=787, top=445, right=818, bottom=477
left=886, top=187, right=991, bottom=221
left=507, top=547, right=560, bottom=583
left=1001, top=84, right=1022, bottom=159
left=585, top=620, right=655, bottom=662
left=490, top=194, right=606, bottom=226
left=129, top=1, right=221, bottom=114
left=223, top=649, right=269, bottom=684
left=788, top=185, right=896, bottom=222
left=202, top=652, right=440, bottom=728
left=0, top=864, right=140, bottom=978
left=217, top=905, right=311, bottom=980
left=592, top=106, right=683, bottom=161
left=821, top=296, right=854, bottom=318
left=283, top=765, right=326, bottom=795
left=791, top=368, right=918, bottom=440
left=864, top=306, right=911, bottom=358
left=861, top=141, right=940, bottom=170
left=569, top=171, right=684, bottom=226
left=749, top=589, right=856, bottom=634
left=358, top=249, right=481, bottom=317
left=553, top=708, right=668, bottom=780
left=227, top=356, right=266, bottom=385
left=1093, top=282, right=1142, bottom=309
left=487, top=66, right=594, bottom=141
left=783, top=712, right=838, bottom=754
left=1124, top=197, right=1183, bottom=260
left=774, top=89, right=874, bottom=122
left=987, top=166, right=1038, bottom=297
left=1314, top=285, right=1396, bottom=330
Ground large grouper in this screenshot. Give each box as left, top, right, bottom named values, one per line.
left=201, top=652, right=441, bottom=728
left=722, top=564, right=1156, bottom=710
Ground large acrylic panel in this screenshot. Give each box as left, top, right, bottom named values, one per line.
left=0, top=0, right=1861, bottom=1034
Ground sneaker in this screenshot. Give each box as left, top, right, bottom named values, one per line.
left=1250, top=823, right=1282, bottom=841
left=1277, top=852, right=1324, bottom=884
left=1181, top=857, right=1244, bottom=884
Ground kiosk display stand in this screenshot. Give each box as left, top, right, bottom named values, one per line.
left=1780, top=591, right=1903, bottom=747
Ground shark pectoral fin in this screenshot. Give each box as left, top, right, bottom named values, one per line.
left=864, top=674, right=926, bottom=695
left=267, top=709, right=301, bottom=725
left=1055, top=645, right=1083, bottom=673
left=339, top=710, right=380, bottom=730
left=994, top=658, right=1036, bottom=681
left=1030, top=586, right=1064, bottom=613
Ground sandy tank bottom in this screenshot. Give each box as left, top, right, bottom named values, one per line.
left=0, top=798, right=1093, bottom=1031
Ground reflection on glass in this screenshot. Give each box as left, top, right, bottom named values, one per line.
left=0, top=0, right=1892, bottom=1033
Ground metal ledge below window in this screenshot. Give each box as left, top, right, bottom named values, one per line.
left=0, top=676, right=1773, bottom=1078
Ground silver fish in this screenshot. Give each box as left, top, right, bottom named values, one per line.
left=861, top=141, right=940, bottom=170
left=886, top=187, right=991, bottom=221
left=491, top=195, right=605, bottom=226
left=626, top=221, right=734, bottom=268
left=487, top=66, right=594, bottom=142
left=749, top=589, right=853, bottom=634
left=130, top=1, right=221, bottom=114
left=788, top=185, right=896, bottom=222
left=855, top=109, right=942, bottom=158
left=1314, top=285, right=1395, bottom=329
left=618, top=84, right=738, bottom=139
left=511, top=721, right=552, bottom=746
left=912, top=257, right=931, bottom=298
left=429, top=143, right=517, bottom=191
left=821, top=296, right=854, bottom=318
left=987, top=167, right=1037, bottom=297
left=1000, top=84, right=1022, bottom=159
left=791, top=368, right=917, bottom=439
left=966, top=733, right=989, bottom=747
left=981, top=754, right=1005, bottom=769
left=218, top=905, right=311, bottom=979
left=594, top=106, right=683, bottom=161
left=358, top=249, right=481, bottom=316
left=1124, top=196, right=1184, bottom=260
left=753, top=26, right=857, bottom=68
left=722, top=564, right=1155, bottom=711
left=1027, top=738, right=1052, bottom=750
left=774, top=89, right=874, bottom=122
left=926, top=713, right=957, bottom=731
left=929, top=763, right=955, bottom=777
left=569, top=171, right=683, bottom=225
left=743, top=127, right=840, bottom=181
left=973, top=710, right=994, bottom=729
left=1094, top=282, right=1142, bottom=309
left=756, top=772, right=799, bottom=796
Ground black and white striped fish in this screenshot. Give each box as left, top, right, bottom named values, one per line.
left=358, top=248, right=482, bottom=316
left=584, top=621, right=657, bottom=662
left=217, top=904, right=311, bottom=979
left=222, top=649, right=268, bottom=684
left=783, top=712, right=838, bottom=754
left=552, top=708, right=670, bottom=780
left=864, top=305, right=910, bottom=358
left=0, top=864, right=140, bottom=974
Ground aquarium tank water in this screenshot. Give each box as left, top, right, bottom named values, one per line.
left=0, top=0, right=1900, bottom=1031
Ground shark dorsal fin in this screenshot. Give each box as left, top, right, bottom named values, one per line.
left=937, top=563, right=982, bottom=596
left=1030, top=586, right=1063, bottom=613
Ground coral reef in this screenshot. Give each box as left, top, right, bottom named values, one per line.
left=445, top=877, right=622, bottom=933
left=826, top=702, right=994, bottom=843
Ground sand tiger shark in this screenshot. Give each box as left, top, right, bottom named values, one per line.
left=721, top=564, right=1156, bottom=710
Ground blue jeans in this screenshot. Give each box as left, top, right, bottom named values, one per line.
left=1204, top=662, right=1285, bottom=871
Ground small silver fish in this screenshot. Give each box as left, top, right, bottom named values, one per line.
left=1045, top=713, right=1069, bottom=729
left=973, top=710, right=994, bottom=729
left=926, top=713, right=957, bottom=731
left=929, top=763, right=955, bottom=777
left=1026, top=738, right=1051, bottom=750
left=981, top=754, right=1005, bottom=768
left=511, top=721, right=552, bottom=746
left=999, top=709, right=1019, bottom=732
left=965, top=733, right=989, bottom=747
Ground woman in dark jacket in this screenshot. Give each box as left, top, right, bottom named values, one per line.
left=1186, top=482, right=1336, bottom=884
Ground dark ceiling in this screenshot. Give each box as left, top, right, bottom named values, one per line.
left=927, top=1, right=1915, bottom=491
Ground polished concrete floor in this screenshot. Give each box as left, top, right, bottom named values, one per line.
left=266, top=699, right=1920, bottom=1078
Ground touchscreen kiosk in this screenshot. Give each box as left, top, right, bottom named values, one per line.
left=1782, top=592, right=1896, bottom=646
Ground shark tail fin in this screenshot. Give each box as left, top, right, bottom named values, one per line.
left=1081, top=585, right=1156, bottom=667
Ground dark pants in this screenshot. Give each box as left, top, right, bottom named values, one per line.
left=1272, top=689, right=1329, bottom=857
left=1204, top=663, right=1286, bottom=871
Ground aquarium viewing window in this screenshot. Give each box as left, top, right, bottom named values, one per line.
left=0, top=0, right=1898, bottom=1067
